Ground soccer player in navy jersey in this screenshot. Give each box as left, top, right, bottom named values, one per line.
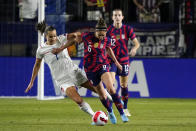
left=107, top=9, right=140, bottom=117
left=52, top=18, right=129, bottom=124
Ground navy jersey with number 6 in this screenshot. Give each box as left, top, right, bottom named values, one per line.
left=81, top=32, right=111, bottom=72
left=107, top=24, right=136, bottom=64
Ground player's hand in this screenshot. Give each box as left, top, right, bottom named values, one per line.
left=129, top=48, right=137, bottom=57
left=52, top=48, right=62, bottom=55
left=25, top=83, right=33, bottom=93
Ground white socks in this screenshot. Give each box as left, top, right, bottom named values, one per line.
left=78, top=90, right=112, bottom=117
left=79, top=101, right=94, bottom=116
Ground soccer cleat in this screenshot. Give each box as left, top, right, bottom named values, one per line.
left=91, top=122, right=95, bottom=125
left=108, top=110, right=117, bottom=124
left=120, top=113, right=129, bottom=123
left=123, top=109, right=131, bottom=117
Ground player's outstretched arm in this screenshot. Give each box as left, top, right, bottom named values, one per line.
left=129, top=38, right=140, bottom=57
left=52, top=32, right=82, bottom=54
left=52, top=39, right=77, bottom=54
left=25, top=58, right=42, bottom=93
left=106, top=47, right=122, bottom=71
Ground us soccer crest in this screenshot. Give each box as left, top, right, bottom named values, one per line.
left=116, top=34, right=125, bottom=40
left=116, top=35, right=120, bottom=40
left=94, top=42, right=99, bottom=48
left=122, top=34, right=125, bottom=39
left=100, top=43, right=104, bottom=49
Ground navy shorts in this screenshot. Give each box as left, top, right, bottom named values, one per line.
left=86, top=65, right=109, bottom=86
left=109, top=63, right=129, bottom=76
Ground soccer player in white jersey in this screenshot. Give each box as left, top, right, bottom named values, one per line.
left=25, top=21, right=111, bottom=123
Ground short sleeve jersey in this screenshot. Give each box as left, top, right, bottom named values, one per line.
left=81, top=32, right=111, bottom=72
left=36, top=34, right=78, bottom=85
left=107, top=24, right=136, bottom=64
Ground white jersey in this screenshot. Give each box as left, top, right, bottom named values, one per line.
left=36, top=34, right=87, bottom=90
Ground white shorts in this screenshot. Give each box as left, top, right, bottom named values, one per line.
left=58, top=67, right=88, bottom=95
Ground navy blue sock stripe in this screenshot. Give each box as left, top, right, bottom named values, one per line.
left=100, top=98, right=112, bottom=112
left=121, top=87, right=128, bottom=109
left=111, top=93, right=124, bottom=115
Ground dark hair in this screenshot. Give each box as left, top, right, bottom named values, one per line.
left=35, top=20, right=56, bottom=35
left=95, top=18, right=107, bottom=30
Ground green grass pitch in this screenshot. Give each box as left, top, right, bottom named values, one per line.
left=0, top=98, right=196, bottom=131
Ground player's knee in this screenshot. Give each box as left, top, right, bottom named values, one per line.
left=110, top=76, right=116, bottom=83
left=120, top=82, right=128, bottom=88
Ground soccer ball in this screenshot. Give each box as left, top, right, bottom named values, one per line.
left=92, top=111, right=108, bottom=126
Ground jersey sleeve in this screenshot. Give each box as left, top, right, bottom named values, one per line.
left=106, top=32, right=112, bottom=39
left=106, top=26, right=112, bottom=38
left=127, top=26, right=136, bottom=40
left=57, top=34, right=67, bottom=46
left=36, top=48, right=44, bottom=59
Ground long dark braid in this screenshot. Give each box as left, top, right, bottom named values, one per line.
left=35, top=20, right=55, bottom=35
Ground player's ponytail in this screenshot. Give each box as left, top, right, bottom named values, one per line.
left=95, top=18, right=107, bottom=30
left=35, top=20, right=55, bottom=35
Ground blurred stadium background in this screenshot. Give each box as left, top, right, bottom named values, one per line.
left=0, top=0, right=195, bottom=98
left=0, top=0, right=196, bottom=130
